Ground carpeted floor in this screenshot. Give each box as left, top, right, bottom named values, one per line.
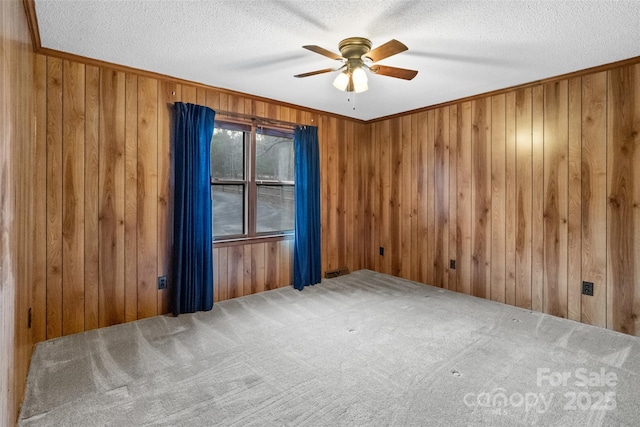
left=19, top=270, right=640, bottom=426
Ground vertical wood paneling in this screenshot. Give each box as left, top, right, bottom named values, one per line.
left=243, top=245, right=252, bottom=296
left=371, top=123, right=379, bottom=271
left=471, top=98, right=492, bottom=298
left=84, top=65, right=100, bottom=330
left=457, top=102, right=472, bottom=295
left=400, top=115, right=412, bottom=279
left=361, top=123, right=373, bottom=269
left=33, top=54, right=48, bottom=343
left=567, top=77, right=582, bottom=322
left=265, top=242, right=280, bottom=290
left=251, top=243, right=266, bottom=294
left=491, top=94, right=506, bottom=303
left=581, top=73, right=608, bottom=327
left=389, top=118, right=402, bottom=277
left=319, top=115, right=328, bottom=274
left=336, top=120, right=346, bottom=270
left=157, top=81, right=178, bottom=314
left=416, top=112, right=429, bottom=284
left=4, top=3, right=39, bottom=420
left=425, top=111, right=435, bottom=284
left=228, top=245, right=244, bottom=299
left=212, top=247, right=220, bottom=303
left=252, top=100, right=265, bottom=121
left=409, top=115, right=419, bottom=282
left=196, top=87, right=206, bottom=106
left=448, top=106, right=458, bottom=291
left=345, top=122, right=356, bottom=272
left=532, top=86, right=545, bottom=312
left=358, top=123, right=368, bottom=271
left=182, top=85, right=196, bottom=103
left=219, top=93, right=229, bottom=113
left=124, top=74, right=138, bottom=322
left=515, top=88, right=533, bottom=309
left=505, top=92, right=517, bottom=306
left=46, top=56, right=63, bottom=339
left=607, top=64, right=640, bottom=335
left=213, top=239, right=293, bottom=296
left=434, top=107, right=449, bottom=288
left=327, top=116, right=339, bottom=273
left=543, top=80, right=569, bottom=318
left=217, top=247, right=228, bottom=301
left=206, top=89, right=219, bottom=112
left=280, top=240, right=291, bottom=287
left=380, top=120, right=391, bottom=274
left=99, top=68, right=125, bottom=327
left=62, top=60, right=85, bottom=335
left=137, top=76, right=158, bottom=319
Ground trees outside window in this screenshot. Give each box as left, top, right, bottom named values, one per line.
left=211, top=121, right=294, bottom=239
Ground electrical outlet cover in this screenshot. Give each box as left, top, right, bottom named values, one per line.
left=582, top=281, right=594, bottom=296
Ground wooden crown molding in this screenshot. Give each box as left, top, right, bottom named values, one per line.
left=23, top=0, right=41, bottom=51
left=370, top=55, right=640, bottom=123
left=21, top=0, right=364, bottom=125
left=22, top=0, right=640, bottom=124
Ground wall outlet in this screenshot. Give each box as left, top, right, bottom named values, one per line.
left=450, top=259, right=456, bottom=270
left=582, top=281, right=594, bottom=296
left=158, top=276, right=168, bottom=290
left=379, top=247, right=384, bottom=256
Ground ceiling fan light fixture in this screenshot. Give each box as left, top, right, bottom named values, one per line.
left=352, top=67, right=368, bottom=93
left=333, top=71, right=350, bottom=91
left=297, top=37, right=416, bottom=95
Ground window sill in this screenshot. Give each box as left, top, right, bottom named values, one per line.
left=213, top=233, right=294, bottom=248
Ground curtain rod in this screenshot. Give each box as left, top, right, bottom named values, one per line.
left=213, top=109, right=311, bottom=129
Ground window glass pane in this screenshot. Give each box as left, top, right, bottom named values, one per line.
left=211, top=128, right=244, bottom=180
left=212, top=185, right=244, bottom=237
left=256, top=134, right=294, bottom=181
left=256, top=185, right=294, bottom=233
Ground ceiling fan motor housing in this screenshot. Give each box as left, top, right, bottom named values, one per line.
left=338, top=37, right=372, bottom=59
left=338, top=37, right=371, bottom=73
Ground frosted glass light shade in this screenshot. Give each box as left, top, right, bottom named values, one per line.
left=333, top=72, right=350, bottom=91
left=352, top=67, right=368, bottom=93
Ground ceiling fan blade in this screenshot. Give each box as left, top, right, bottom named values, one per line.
left=294, top=68, right=336, bottom=78
left=366, top=39, right=408, bottom=62
left=370, top=65, right=418, bottom=80
left=302, top=45, right=343, bottom=61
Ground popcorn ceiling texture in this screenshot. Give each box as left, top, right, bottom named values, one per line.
left=34, top=0, right=640, bottom=120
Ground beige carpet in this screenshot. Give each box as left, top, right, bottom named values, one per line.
left=19, top=270, right=640, bottom=426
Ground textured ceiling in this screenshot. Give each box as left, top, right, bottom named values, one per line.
left=34, top=0, right=640, bottom=121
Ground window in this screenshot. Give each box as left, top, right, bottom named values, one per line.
left=211, top=121, right=294, bottom=240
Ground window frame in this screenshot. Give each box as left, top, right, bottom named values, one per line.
left=211, top=119, right=295, bottom=243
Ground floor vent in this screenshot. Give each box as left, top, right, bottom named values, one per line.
left=325, top=267, right=350, bottom=279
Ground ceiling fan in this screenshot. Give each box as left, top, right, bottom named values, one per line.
left=294, top=37, right=418, bottom=93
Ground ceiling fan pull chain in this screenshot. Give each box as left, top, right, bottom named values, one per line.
left=347, top=91, right=357, bottom=111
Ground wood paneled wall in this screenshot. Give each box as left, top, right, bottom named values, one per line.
left=9, top=10, right=640, bottom=421
left=213, top=239, right=292, bottom=301
left=360, top=63, right=640, bottom=336
left=31, top=54, right=367, bottom=342
left=1, top=1, right=38, bottom=424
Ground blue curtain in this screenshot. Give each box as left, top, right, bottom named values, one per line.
left=172, top=102, right=215, bottom=315
left=293, top=126, right=322, bottom=290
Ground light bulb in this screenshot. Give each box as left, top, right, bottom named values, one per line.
left=352, top=67, right=368, bottom=93
left=333, top=72, right=350, bottom=91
